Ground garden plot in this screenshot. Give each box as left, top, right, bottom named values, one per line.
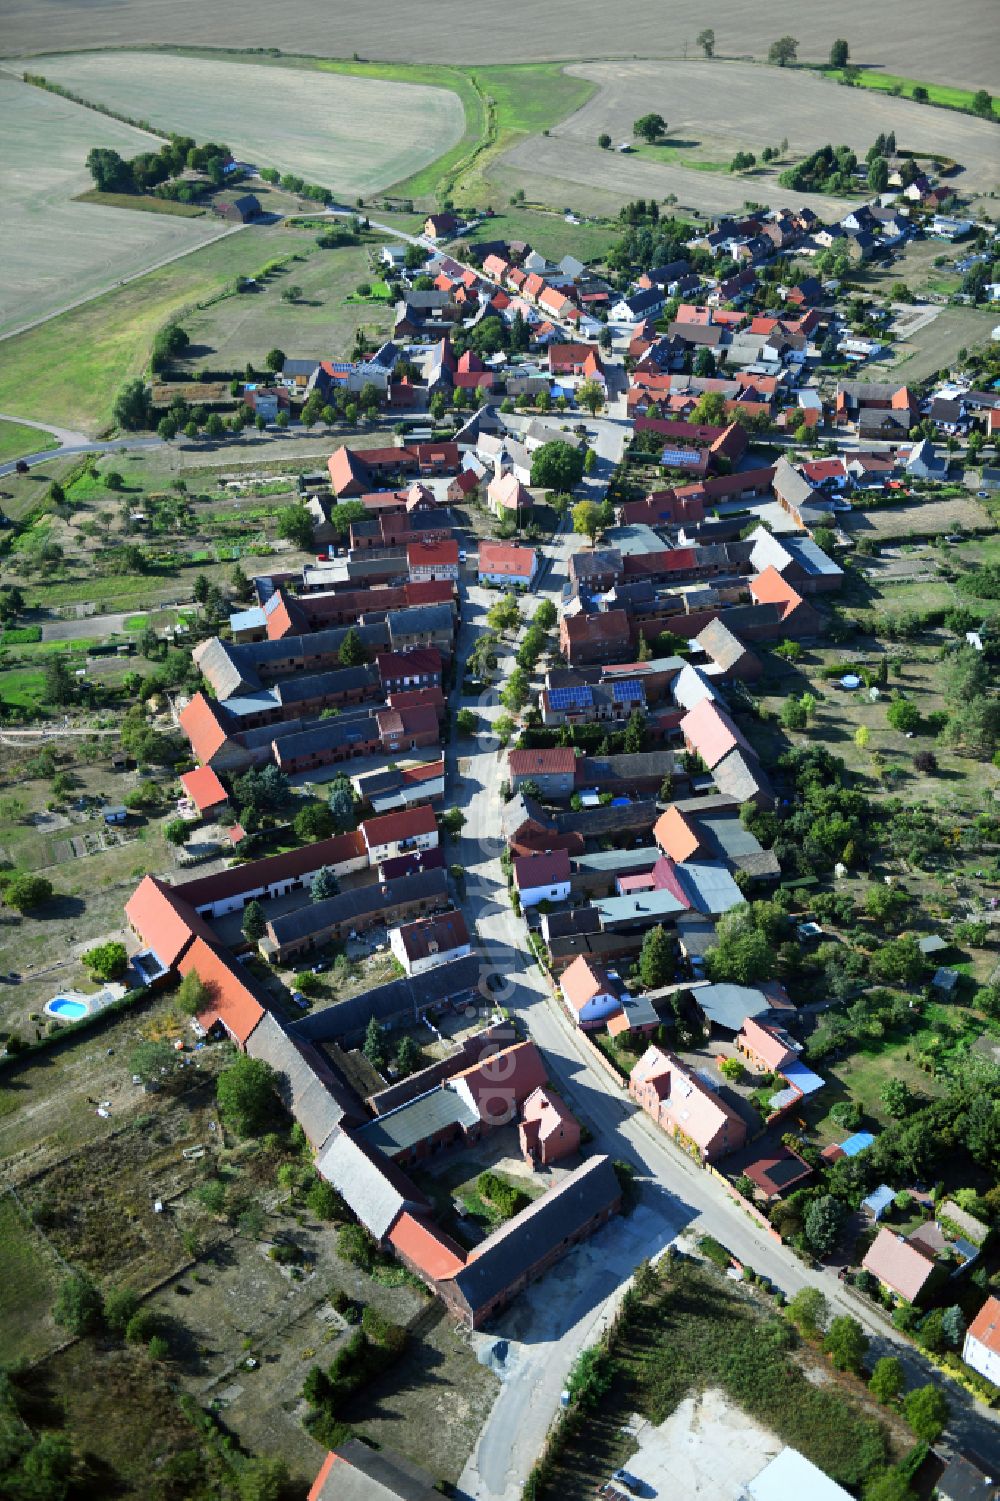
left=0, top=74, right=225, bottom=338
left=28, top=52, right=466, bottom=198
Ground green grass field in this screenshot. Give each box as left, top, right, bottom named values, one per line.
left=0, top=228, right=295, bottom=433
left=0, top=1192, right=62, bottom=1365
left=817, top=66, right=1000, bottom=118
left=73, top=188, right=208, bottom=217
left=629, top=142, right=729, bottom=172
left=0, top=420, right=57, bottom=464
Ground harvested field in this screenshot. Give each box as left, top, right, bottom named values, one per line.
left=0, top=74, right=225, bottom=338
left=847, top=495, right=992, bottom=541
left=542, top=59, right=1000, bottom=195
left=29, top=51, right=466, bottom=197
left=497, top=135, right=853, bottom=221
left=1, top=3, right=995, bottom=90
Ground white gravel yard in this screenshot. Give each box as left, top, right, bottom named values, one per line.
left=617, top=1387, right=781, bottom=1500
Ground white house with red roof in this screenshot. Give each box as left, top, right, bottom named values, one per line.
left=512, top=849, right=571, bottom=908
left=963, top=1295, right=1000, bottom=1385
left=477, top=540, right=537, bottom=589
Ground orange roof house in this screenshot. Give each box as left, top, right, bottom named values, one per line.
left=748, top=566, right=821, bottom=636
left=630, top=1046, right=746, bottom=1161
left=861, top=1226, right=939, bottom=1303
left=737, top=1016, right=798, bottom=1073
left=389, top=1212, right=466, bottom=1281
left=177, top=935, right=267, bottom=1047
left=180, top=764, right=230, bottom=817
left=452, top=1040, right=548, bottom=1126
left=179, top=691, right=232, bottom=767
left=653, top=805, right=702, bottom=863
left=125, top=875, right=214, bottom=967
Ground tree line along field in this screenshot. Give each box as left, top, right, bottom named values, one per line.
left=25, top=51, right=466, bottom=199
left=0, top=74, right=227, bottom=339
left=1, top=0, right=996, bottom=89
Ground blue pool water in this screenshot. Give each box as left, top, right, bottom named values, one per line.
left=48, top=997, right=88, bottom=1020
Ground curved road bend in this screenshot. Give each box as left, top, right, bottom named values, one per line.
left=444, top=449, right=999, bottom=1498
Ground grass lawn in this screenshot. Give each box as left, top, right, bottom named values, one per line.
left=0, top=420, right=58, bottom=464
left=73, top=188, right=209, bottom=217
left=0, top=1191, right=63, bottom=1365
left=173, top=234, right=394, bottom=372
left=815, top=66, right=1000, bottom=119
left=467, top=203, right=618, bottom=264
left=0, top=226, right=295, bottom=434
left=629, top=140, right=729, bottom=172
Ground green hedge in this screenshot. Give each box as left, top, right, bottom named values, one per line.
left=0, top=986, right=149, bottom=1073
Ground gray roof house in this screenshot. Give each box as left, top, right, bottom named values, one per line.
left=315, top=1131, right=427, bottom=1240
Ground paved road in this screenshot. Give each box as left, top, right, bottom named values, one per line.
left=447, top=460, right=999, bottom=1497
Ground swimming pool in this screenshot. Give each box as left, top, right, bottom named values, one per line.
left=47, top=996, right=89, bottom=1020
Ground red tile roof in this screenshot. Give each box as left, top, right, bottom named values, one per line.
left=967, top=1295, right=1000, bottom=1355
left=454, top=1040, right=548, bottom=1123
left=376, top=648, right=443, bottom=681
left=361, top=802, right=437, bottom=849
left=124, top=875, right=213, bottom=966
left=508, top=746, right=577, bottom=777
left=402, top=757, right=446, bottom=784
left=177, top=935, right=267, bottom=1046
left=749, top=566, right=805, bottom=619
left=478, top=540, right=537, bottom=579
left=396, top=908, right=469, bottom=961
left=177, top=831, right=366, bottom=908
left=179, top=692, right=230, bottom=763
left=180, top=764, right=229, bottom=814
left=407, top=539, right=459, bottom=568
left=862, top=1227, right=937, bottom=1302
left=389, top=1211, right=466, bottom=1279
left=561, top=955, right=618, bottom=1012
left=512, top=848, right=571, bottom=891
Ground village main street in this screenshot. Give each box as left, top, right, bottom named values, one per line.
left=439, top=437, right=1000, bottom=1499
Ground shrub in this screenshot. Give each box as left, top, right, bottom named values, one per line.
left=698, top=1234, right=732, bottom=1269
left=53, top=1274, right=103, bottom=1335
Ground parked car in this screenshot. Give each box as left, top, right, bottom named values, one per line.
left=611, top=1473, right=641, bottom=1494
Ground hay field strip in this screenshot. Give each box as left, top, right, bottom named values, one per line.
left=1, top=0, right=996, bottom=90
left=27, top=51, right=466, bottom=198
left=0, top=73, right=225, bottom=338
left=554, top=61, right=1000, bottom=195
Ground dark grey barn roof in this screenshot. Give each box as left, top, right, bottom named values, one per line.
left=451, top=1155, right=620, bottom=1311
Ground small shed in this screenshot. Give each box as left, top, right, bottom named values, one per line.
left=932, top=967, right=959, bottom=996
left=917, top=934, right=948, bottom=957
left=102, top=804, right=128, bottom=825
left=861, top=1183, right=895, bottom=1220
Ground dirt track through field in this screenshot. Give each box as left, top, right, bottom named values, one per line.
left=2, top=0, right=997, bottom=90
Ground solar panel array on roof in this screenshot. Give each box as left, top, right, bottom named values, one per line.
left=611, top=679, right=645, bottom=703
left=548, top=684, right=594, bottom=711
